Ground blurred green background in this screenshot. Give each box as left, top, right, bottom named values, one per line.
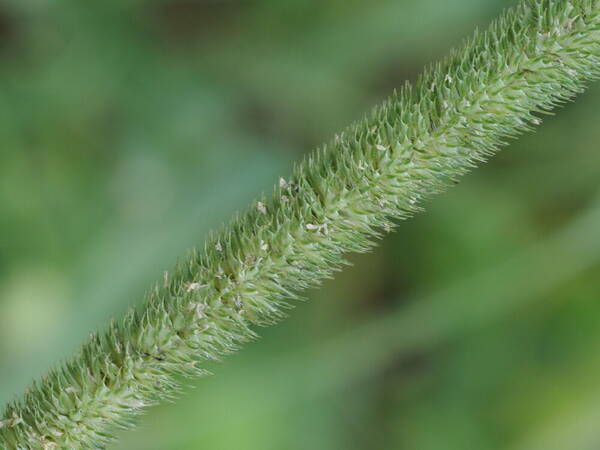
left=1, top=0, right=600, bottom=449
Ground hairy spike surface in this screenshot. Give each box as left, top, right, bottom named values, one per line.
left=2, top=0, right=600, bottom=448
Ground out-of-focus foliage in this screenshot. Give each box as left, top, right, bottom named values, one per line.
left=0, top=1, right=599, bottom=449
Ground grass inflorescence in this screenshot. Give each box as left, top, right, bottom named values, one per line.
left=1, top=0, right=599, bottom=448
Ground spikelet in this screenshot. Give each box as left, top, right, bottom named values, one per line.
left=2, top=0, right=599, bottom=448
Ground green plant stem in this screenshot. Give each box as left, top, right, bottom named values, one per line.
left=2, top=0, right=600, bottom=448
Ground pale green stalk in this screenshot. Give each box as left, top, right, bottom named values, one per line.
left=2, top=0, right=599, bottom=448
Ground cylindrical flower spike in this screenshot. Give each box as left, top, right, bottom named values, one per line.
left=2, top=0, right=599, bottom=448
